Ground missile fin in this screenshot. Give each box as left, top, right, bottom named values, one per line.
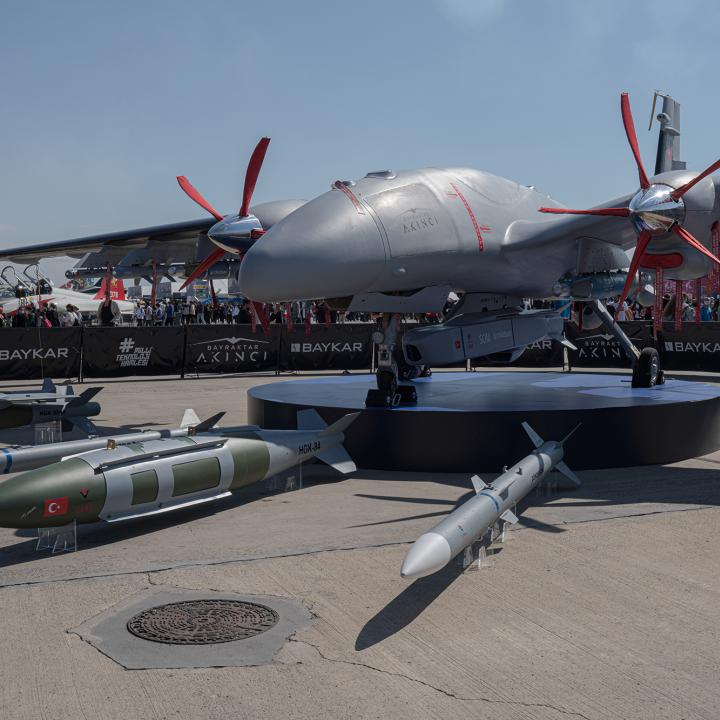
left=296, top=408, right=326, bottom=431
left=470, top=474, right=487, bottom=493
left=67, top=387, right=102, bottom=406
left=500, top=509, right=519, bottom=524
left=561, top=423, right=582, bottom=446
left=556, top=461, right=581, bottom=487
left=192, top=411, right=226, bottom=433
left=66, top=416, right=98, bottom=437
left=521, top=421, right=544, bottom=449
left=181, top=408, right=201, bottom=428
left=41, top=378, right=56, bottom=393
left=319, top=412, right=361, bottom=436
left=316, top=444, right=356, bottom=474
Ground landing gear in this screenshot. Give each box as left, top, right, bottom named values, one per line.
left=587, top=299, right=665, bottom=389
left=365, top=315, right=419, bottom=408
left=632, top=347, right=664, bottom=388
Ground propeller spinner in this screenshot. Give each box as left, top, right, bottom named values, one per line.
left=177, top=137, right=270, bottom=290
left=539, top=93, right=720, bottom=320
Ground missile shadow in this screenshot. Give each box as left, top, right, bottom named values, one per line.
left=0, top=468, right=342, bottom=569
left=355, top=560, right=465, bottom=651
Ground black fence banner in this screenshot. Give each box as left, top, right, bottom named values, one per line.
left=184, top=324, right=280, bottom=374
left=82, top=326, right=185, bottom=377
left=565, top=322, right=655, bottom=368
left=280, top=324, right=374, bottom=371
left=658, top=324, right=720, bottom=371
left=0, top=328, right=82, bottom=380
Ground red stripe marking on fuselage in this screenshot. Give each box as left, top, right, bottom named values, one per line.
left=333, top=181, right=366, bottom=215
left=449, top=183, right=484, bottom=251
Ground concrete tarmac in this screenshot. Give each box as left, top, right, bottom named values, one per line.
left=0, top=371, right=719, bottom=719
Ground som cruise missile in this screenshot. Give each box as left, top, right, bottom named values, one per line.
left=0, top=410, right=357, bottom=528
left=400, top=422, right=580, bottom=579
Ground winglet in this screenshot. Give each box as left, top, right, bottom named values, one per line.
left=320, top=412, right=360, bottom=437
left=471, top=475, right=487, bottom=494
left=521, top=421, right=544, bottom=449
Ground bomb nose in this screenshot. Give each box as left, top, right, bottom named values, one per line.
left=238, top=187, right=387, bottom=302
left=400, top=532, right=452, bottom=579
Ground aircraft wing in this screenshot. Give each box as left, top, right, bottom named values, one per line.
left=0, top=218, right=215, bottom=263
left=505, top=193, right=638, bottom=252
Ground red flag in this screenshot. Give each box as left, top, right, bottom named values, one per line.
left=43, top=496, right=69, bottom=518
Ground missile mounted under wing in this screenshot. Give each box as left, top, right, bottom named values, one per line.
left=0, top=410, right=358, bottom=528
left=400, top=422, right=580, bottom=579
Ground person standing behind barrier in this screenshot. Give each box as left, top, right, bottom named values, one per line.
left=189, top=301, right=196, bottom=323
left=165, top=301, right=175, bottom=326
left=97, top=291, right=120, bottom=327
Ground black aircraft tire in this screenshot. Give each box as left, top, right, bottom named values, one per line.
left=377, top=369, right=398, bottom=397
left=631, top=347, right=661, bottom=388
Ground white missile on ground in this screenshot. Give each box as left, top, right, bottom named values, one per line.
left=0, top=408, right=222, bottom=475
left=400, top=422, right=580, bottom=579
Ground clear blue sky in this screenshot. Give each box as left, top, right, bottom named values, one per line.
left=2, top=0, right=720, bottom=280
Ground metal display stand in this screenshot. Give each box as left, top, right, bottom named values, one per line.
left=36, top=520, right=77, bottom=554
left=263, top=463, right=303, bottom=493
left=34, top=419, right=62, bottom=445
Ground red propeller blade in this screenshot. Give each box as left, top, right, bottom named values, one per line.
left=539, top=207, right=630, bottom=217
left=670, top=158, right=720, bottom=200
left=177, top=176, right=224, bottom=222
left=179, top=247, right=227, bottom=290
left=671, top=225, right=720, bottom=265
left=620, top=93, right=650, bottom=190
left=250, top=228, right=266, bottom=239
left=614, top=230, right=652, bottom=322
left=240, top=137, right=270, bottom=218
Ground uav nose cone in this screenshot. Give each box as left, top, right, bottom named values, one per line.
left=400, top=532, right=452, bottom=579
left=238, top=188, right=386, bottom=302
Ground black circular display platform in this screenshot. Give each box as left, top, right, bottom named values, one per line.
left=248, top=372, right=720, bottom=471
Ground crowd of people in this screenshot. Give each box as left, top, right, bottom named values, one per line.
left=0, top=302, right=82, bottom=328
left=3, top=291, right=720, bottom=328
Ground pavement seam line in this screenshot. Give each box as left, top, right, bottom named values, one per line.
left=288, top=637, right=592, bottom=719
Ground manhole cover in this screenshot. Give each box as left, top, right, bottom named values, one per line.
left=126, top=599, right=279, bottom=645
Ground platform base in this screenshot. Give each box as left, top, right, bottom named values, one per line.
left=248, top=372, right=720, bottom=471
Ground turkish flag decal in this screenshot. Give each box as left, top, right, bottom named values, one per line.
left=43, top=497, right=69, bottom=518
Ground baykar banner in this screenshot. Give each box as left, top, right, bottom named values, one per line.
left=280, top=324, right=373, bottom=371
left=185, top=324, right=280, bottom=374
left=658, top=324, right=720, bottom=371
left=565, top=322, right=654, bottom=368
left=82, top=326, right=185, bottom=377
left=0, top=328, right=81, bottom=380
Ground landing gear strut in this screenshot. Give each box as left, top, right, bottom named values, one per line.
left=366, top=315, right=419, bottom=407
left=588, top=300, right=665, bottom=388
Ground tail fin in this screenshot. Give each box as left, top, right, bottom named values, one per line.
left=181, top=408, right=201, bottom=428
left=296, top=408, right=326, bottom=431
left=296, top=410, right=359, bottom=474
left=191, top=411, right=226, bottom=433
left=67, top=387, right=102, bottom=406
left=561, top=422, right=581, bottom=446
left=555, top=461, right=580, bottom=487
left=92, top=276, right=126, bottom=301
left=41, top=378, right=56, bottom=393
left=521, top=421, right=544, bottom=449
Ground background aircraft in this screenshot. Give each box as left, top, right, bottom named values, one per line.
left=0, top=139, right=305, bottom=295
